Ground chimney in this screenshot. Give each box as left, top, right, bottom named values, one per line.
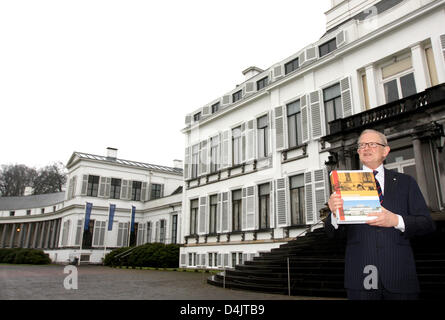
left=106, top=147, right=118, bottom=160
left=173, top=159, right=183, bottom=169
left=242, top=66, right=263, bottom=80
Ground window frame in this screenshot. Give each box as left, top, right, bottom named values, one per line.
left=319, top=38, right=337, bottom=57
left=284, top=57, right=299, bottom=75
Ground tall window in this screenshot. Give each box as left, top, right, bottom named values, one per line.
left=232, top=189, right=242, bottom=231
left=257, top=115, right=269, bottom=158
left=210, top=136, right=220, bottom=173
left=319, top=38, right=337, bottom=57
left=232, top=126, right=243, bottom=166
left=287, top=100, right=302, bottom=148
left=382, top=56, right=416, bottom=103
left=171, top=215, right=177, bottom=244
left=209, top=195, right=218, bottom=234
left=258, top=183, right=270, bottom=230
left=323, top=83, right=342, bottom=134
left=87, top=175, right=99, bottom=197
left=191, top=144, right=199, bottom=178
left=190, top=199, right=199, bottom=235
left=93, top=221, right=106, bottom=246
left=150, top=183, right=162, bottom=200
left=232, top=90, right=242, bottom=103
left=159, top=220, right=166, bottom=243
left=110, top=178, right=121, bottom=199
left=290, top=174, right=305, bottom=225
left=131, top=181, right=142, bottom=201
left=117, top=222, right=129, bottom=247
left=285, top=57, right=299, bottom=75
left=147, top=222, right=152, bottom=243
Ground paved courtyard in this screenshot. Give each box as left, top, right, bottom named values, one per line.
left=0, top=264, right=336, bottom=300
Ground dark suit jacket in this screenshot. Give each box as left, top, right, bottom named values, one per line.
left=325, top=168, right=435, bottom=293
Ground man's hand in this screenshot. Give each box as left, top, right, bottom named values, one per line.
left=328, top=193, right=343, bottom=217
left=366, top=207, right=399, bottom=227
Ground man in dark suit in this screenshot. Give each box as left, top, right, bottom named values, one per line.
left=326, top=129, right=435, bottom=300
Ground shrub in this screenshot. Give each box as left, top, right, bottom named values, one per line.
left=0, top=248, right=51, bottom=265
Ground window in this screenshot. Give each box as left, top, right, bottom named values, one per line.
left=290, top=174, right=305, bottom=225
left=208, top=252, right=217, bottom=267
left=110, top=178, right=121, bottom=199
left=26, top=210, right=31, bottom=216
left=75, top=220, right=83, bottom=246
left=256, top=77, right=268, bottom=90
left=9, top=211, right=15, bottom=217
left=150, top=183, right=162, bottom=200
left=232, top=189, right=242, bottom=232
left=190, top=199, right=199, bottom=235
left=323, top=83, right=342, bottom=134
left=171, top=215, right=177, bottom=244
left=159, top=220, right=166, bottom=243
left=381, top=56, right=416, bottom=103
left=193, top=112, right=201, bottom=122
left=285, top=57, right=299, bottom=75
left=117, top=222, right=129, bottom=247
left=287, top=100, right=302, bottom=148
left=211, top=102, right=220, bottom=114
left=87, top=175, right=100, bottom=197
left=232, top=126, right=243, bottom=166
left=147, top=222, right=152, bottom=243
left=210, top=136, right=220, bottom=173
left=257, top=115, right=269, bottom=158
left=41, top=208, right=45, bottom=214
left=93, top=221, right=106, bottom=246
left=61, top=220, right=70, bottom=246
left=319, top=38, right=337, bottom=57
left=232, top=90, right=242, bottom=103
left=191, top=144, right=199, bottom=179
left=258, top=183, right=270, bottom=230
left=209, top=195, right=218, bottom=234
left=131, top=181, right=142, bottom=201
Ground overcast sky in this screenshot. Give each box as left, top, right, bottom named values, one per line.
left=0, top=0, right=331, bottom=170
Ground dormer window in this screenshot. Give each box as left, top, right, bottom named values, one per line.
left=285, top=57, right=299, bottom=75
left=256, top=77, right=269, bottom=90
left=232, top=90, right=242, bottom=103
left=211, top=102, right=220, bottom=114
left=193, top=112, right=201, bottom=122
left=319, top=38, right=337, bottom=57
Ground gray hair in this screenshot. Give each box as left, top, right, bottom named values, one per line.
left=358, top=129, right=388, bottom=145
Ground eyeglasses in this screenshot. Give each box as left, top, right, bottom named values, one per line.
left=357, top=142, right=387, bottom=150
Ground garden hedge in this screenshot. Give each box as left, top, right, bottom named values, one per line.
left=0, top=248, right=51, bottom=264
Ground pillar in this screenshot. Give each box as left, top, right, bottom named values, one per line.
left=411, top=43, right=430, bottom=93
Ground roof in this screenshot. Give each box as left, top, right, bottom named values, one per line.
left=67, top=152, right=183, bottom=175
left=0, top=192, right=65, bottom=211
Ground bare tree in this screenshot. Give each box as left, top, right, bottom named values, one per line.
left=0, top=164, right=37, bottom=197
left=32, top=162, right=67, bottom=195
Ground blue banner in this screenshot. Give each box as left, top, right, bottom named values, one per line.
left=108, top=204, right=116, bottom=231
left=130, top=205, right=136, bottom=232
left=84, top=202, right=93, bottom=231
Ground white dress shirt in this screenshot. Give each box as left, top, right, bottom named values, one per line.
left=330, top=164, right=406, bottom=232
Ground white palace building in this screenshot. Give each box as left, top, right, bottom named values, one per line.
left=179, top=0, right=445, bottom=269
left=1, top=0, right=445, bottom=269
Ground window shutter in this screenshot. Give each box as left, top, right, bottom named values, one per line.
left=105, top=177, right=111, bottom=198
left=217, top=193, right=222, bottom=233
left=244, top=120, right=255, bottom=162
left=202, top=106, right=210, bottom=118
left=199, top=140, right=209, bottom=176
left=314, top=168, right=327, bottom=223
left=341, top=76, right=353, bottom=117
left=240, top=123, right=246, bottom=163
left=121, top=180, right=129, bottom=200
left=223, top=253, right=229, bottom=267
left=309, top=90, right=324, bottom=139
left=67, top=178, right=73, bottom=200
left=155, top=221, right=159, bottom=243
left=98, top=176, right=106, bottom=197
left=71, top=176, right=77, bottom=198
left=304, top=171, right=315, bottom=224
left=221, top=192, right=229, bottom=232
left=245, top=82, right=255, bottom=95
left=336, top=30, right=347, bottom=47
left=272, top=64, right=283, bottom=81
left=242, top=186, right=256, bottom=231
left=222, top=94, right=231, bottom=107
left=269, top=181, right=275, bottom=229
left=221, top=130, right=232, bottom=169
left=184, top=146, right=191, bottom=180
left=185, top=115, right=192, bottom=126
left=301, top=94, right=310, bottom=143
left=274, top=106, right=287, bottom=151
left=141, top=182, right=147, bottom=201
left=440, top=34, right=445, bottom=65
left=160, top=184, right=164, bottom=198
left=305, top=47, right=317, bottom=63
left=299, top=50, right=306, bottom=66
left=127, top=181, right=133, bottom=200
left=81, top=175, right=88, bottom=196
left=275, top=178, right=289, bottom=227
left=180, top=254, right=187, bottom=267
left=198, top=196, right=207, bottom=235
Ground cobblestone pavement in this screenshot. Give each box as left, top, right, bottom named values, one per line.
left=0, top=264, right=341, bottom=300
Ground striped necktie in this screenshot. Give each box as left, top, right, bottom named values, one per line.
left=373, top=170, right=383, bottom=204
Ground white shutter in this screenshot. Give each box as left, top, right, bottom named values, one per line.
left=141, top=182, right=147, bottom=201
left=275, top=178, right=289, bottom=227
left=298, top=50, right=306, bottom=66
left=441, top=34, right=445, bottom=63
left=127, top=181, right=133, bottom=200
left=221, top=130, right=232, bottom=169
left=272, top=64, right=283, bottom=80
left=198, top=196, right=207, bottom=235
left=180, top=254, right=187, bottom=267
left=185, top=115, right=192, bottom=126
left=309, top=90, right=324, bottom=139
left=314, top=168, right=328, bottom=223
left=240, top=123, right=246, bottom=163
left=98, top=177, right=106, bottom=197
left=244, top=82, right=255, bottom=95
left=304, top=171, right=315, bottom=224
left=245, top=120, right=256, bottom=162
left=274, top=106, right=287, bottom=151
left=105, top=177, right=111, bottom=198
left=269, top=181, right=275, bottom=229
left=199, top=140, right=209, bottom=176
left=305, top=47, right=317, bottom=63
left=184, top=146, right=191, bottom=180
left=340, top=76, right=353, bottom=117
left=81, top=175, right=88, bottom=196
left=336, top=30, right=346, bottom=48
left=242, top=186, right=256, bottom=230
left=222, top=94, right=231, bottom=107
left=301, top=94, right=310, bottom=143
left=202, top=106, right=210, bottom=118
left=216, top=193, right=222, bottom=233
left=121, top=180, right=129, bottom=200
left=221, top=192, right=229, bottom=232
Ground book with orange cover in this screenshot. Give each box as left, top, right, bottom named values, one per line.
left=330, top=170, right=381, bottom=224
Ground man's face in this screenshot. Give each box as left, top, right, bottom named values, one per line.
left=357, top=132, right=390, bottom=169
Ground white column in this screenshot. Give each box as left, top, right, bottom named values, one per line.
left=365, top=64, right=379, bottom=109
left=411, top=43, right=429, bottom=92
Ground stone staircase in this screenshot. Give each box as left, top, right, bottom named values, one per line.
left=208, top=220, right=445, bottom=299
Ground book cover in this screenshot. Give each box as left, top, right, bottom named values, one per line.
left=330, top=170, right=381, bottom=224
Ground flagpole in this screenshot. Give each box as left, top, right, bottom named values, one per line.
left=78, top=202, right=86, bottom=266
